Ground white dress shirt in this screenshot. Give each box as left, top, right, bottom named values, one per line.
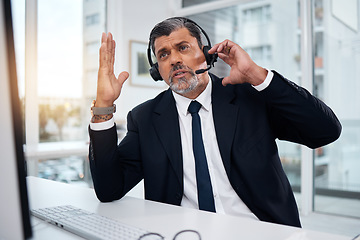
left=90, top=70, right=274, bottom=221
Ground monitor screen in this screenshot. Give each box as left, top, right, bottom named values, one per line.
left=0, top=0, right=32, bottom=239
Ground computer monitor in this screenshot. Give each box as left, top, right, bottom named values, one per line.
left=0, top=0, right=32, bottom=239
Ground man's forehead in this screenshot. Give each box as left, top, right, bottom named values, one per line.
left=154, top=27, right=197, bottom=53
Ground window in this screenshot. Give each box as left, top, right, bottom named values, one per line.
left=314, top=0, right=323, bottom=27
left=245, top=45, right=272, bottom=64
left=12, top=0, right=107, bottom=187
left=243, top=5, right=271, bottom=24
left=314, top=32, right=323, bottom=69
left=37, top=0, right=83, bottom=142
left=313, top=0, right=360, bottom=218
left=86, top=13, right=100, bottom=26
left=86, top=41, right=100, bottom=55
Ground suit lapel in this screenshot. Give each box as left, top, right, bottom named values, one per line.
left=210, top=74, right=239, bottom=175
left=152, top=89, right=183, bottom=187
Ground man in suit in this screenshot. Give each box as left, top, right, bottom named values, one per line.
left=89, top=17, right=341, bottom=228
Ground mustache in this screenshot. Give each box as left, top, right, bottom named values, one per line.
left=172, top=64, right=188, bottom=72
left=171, top=63, right=195, bottom=73
left=169, top=64, right=194, bottom=78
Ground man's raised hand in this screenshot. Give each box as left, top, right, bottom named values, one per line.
left=96, top=32, right=129, bottom=108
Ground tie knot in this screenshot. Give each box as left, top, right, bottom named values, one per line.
left=188, top=101, right=202, bottom=114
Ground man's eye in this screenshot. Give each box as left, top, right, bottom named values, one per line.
left=179, top=45, right=189, bottom=51
left=159, top=52, right=168, bottom=59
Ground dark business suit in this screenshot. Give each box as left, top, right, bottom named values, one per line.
left=89, top=71, right=341, bottom=227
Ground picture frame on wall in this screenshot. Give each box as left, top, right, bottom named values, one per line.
left=130, top=40, right=165, bottom=88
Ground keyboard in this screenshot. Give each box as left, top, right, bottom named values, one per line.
left=31, top=205, right=161, bottom=240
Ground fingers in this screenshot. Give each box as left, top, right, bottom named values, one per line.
left=99, top=32, right=116, bottom=73
left=208, top=40, right=239, bottom=67
left=101, top=32, right=106, bottom=44
left=208, top=39, right=236, bottom=55
left=107, top=32, right=115, bottom=73
left=99, top=32, right=108, bottom=69
left=111, top=39, right=115, bottom=73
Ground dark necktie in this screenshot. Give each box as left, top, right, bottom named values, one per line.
left=188, top=100, right=216, bottom=212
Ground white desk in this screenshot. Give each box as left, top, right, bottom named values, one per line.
left=27, top=176, right=350, bottom=240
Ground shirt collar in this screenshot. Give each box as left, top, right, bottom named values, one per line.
left=172, top=76, right=212, bottom=117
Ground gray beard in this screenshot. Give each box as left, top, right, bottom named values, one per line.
left=169, top=70, right=199, bottom=95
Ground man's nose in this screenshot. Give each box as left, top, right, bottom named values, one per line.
left=170, top=51, right=183, bottom=66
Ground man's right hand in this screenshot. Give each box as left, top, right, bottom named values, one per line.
left=96, top=32, right=129, bottom=108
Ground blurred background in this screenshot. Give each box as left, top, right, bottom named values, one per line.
left=10, top=0, right=360, bottom=236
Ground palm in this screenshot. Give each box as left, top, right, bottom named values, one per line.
left=97, top=32, right=128, bottom=107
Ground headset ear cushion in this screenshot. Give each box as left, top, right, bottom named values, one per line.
left=149, top=62, right=163, bottom=81
left=203, top=45, right=217, bottom=66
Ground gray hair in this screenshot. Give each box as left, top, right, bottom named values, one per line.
left=149, top=17, right=203, bottom=56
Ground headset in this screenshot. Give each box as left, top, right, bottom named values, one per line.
left=147, top=17, right=218, bottom=81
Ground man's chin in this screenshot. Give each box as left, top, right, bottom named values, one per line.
left=171, top=84, right=192, bottom=94
left=169, top=75, right=198, bottom=95
left=170, top=78, right=188, bottom=90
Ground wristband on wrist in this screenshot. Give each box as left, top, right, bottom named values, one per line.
left=91, top=100, right=116, bottom=116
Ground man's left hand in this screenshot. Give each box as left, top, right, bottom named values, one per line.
left=208, top=39, right=267, bottom=87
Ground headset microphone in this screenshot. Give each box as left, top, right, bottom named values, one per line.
left=195, top=65, right=211, bottom=74
left=195, top=52, right=217, bottom=74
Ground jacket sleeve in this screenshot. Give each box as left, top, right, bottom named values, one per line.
left=261, top=70, right=342, bottom=149
left=88, top=111, right=143, bottom=202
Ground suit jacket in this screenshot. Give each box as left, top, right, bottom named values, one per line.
left=89, top=71, right=341, bottom=228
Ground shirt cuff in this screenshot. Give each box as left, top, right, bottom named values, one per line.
left=89, top=117, right=115, bottom=131
left=252, top=69, right=274, bottom=91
